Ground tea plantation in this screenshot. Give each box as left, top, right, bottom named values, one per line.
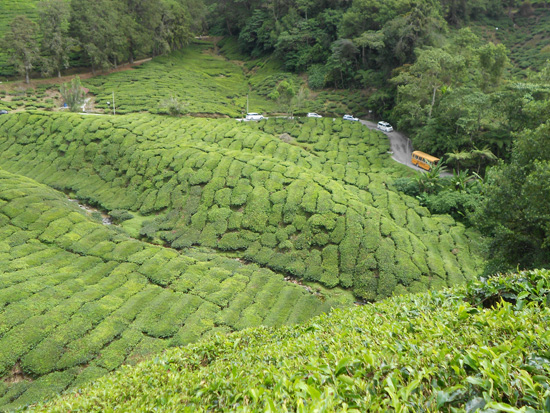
left=0, top=168, right=344, bottom=410
left=84, top=41, right=370, bottom=117
left=36, top=269, right=550, bottom=412
left=0, top=112, right=484, bottom=302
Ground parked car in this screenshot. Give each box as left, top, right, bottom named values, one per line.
left=377, top=121, right=393, bottom=132
left=0, top=110, right=8, bottom=115
left=343, top=114, right=359, bottom=121
left=307, top=112, right=322, bottom=118
left=245, top=112, right=265, bottom=121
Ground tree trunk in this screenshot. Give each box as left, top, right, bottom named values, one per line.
left=428, top=86, right=437, bottom=119
left=25, top=69, right=29, bottom=84
left=58, top=69, right=61, bottom=78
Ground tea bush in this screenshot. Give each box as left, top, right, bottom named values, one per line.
left=0, top=112, right=485, bottom=300
left=82, top=41, right=370, bottom=117
left=0, top=169, right=343, bottom=410
left=37, top=269, right=550, bottom=412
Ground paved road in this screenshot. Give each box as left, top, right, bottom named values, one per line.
left=360, top=120, right=426, bottom=173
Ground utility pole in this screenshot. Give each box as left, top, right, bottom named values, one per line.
left=113, top=91, right=116, bottom=115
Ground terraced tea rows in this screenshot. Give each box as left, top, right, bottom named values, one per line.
left=85, top=43, right=250, bottom=117
left=84, top=41, right=370, bottom=117
left=0, top=169, right=340, bottom=410
left=0, top=112, right=484, bottom=301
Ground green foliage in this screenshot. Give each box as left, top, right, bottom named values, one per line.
left=465, top=268, right=550, bottom=308
left=38, top=269, right=550, bottom=412
left=59, top=76, right=86, bottom=112
left=3, top=14, right=39, bottom=84
left=38, top=0, right=73, bottom=78
left=0, top=112, right=485, bottom=301
left=475, top=122, right=550, bottom=271
left=0, top=168, right=342, bottom=410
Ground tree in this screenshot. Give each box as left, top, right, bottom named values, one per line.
left=159, top=96, right=187, bottom=116
left=4, top=16, right=40, bottom=84
left=273, top=80, right=296, bottom=116
left=60, top=76, right=86, bottom=112
left=476, top=122, right=550, bottom=271
left=70, top=0, right=127, bottom=73
left=446, top=149, right=474, bottom=172
left=38, top=0, right=73, bottom=78
left=382, top=1, right=447, bottom=66
left=353, top=30, right=384, bottom=67
left=392, top=47, right=465, bottom=131
left=326, top=39, right=358, bottom=88
left=292, top=85, right=309, bottom=115
left=471, top=145, right=497, bottom=173
left=478, top=42, right=509, bottom=90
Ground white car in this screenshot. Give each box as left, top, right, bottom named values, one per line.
left=377, top=121, right=393, bottom=132
left=307, top=112, right=322, bottom=118
left=343, top=114, right=359, bottom=121
left=245, top=112, right=265, bottom=121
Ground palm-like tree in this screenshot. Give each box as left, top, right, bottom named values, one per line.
left=445, top=149, right=473, bottom=172
left=416, top=160, right=448, bottom=194
left=471, top=146, right=497, bottom=173
left=450, top=169, right=473, bottom=192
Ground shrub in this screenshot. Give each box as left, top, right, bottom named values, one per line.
left=60, top=77, right=86, bottom=112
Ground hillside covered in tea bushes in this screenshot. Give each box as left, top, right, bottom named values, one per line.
left=83, top=41, right=371, bottom=118
left=0, top=168, right=345, bottom=410
left=0, top=112, right=484, bottom=302
left=36, top=269, right=550, bottom=412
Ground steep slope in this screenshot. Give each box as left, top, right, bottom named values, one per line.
left=35, top=270, right=550, bottom=412
left=0, top=169, right=340, bottom=410
left=0, top=112, right=484, bottom=300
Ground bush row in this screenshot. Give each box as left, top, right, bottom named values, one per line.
left=0, top=169, right=336, bottom=410
left=0, top=112, right=484, bottom=300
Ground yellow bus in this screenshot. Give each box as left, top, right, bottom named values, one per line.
left=411, top=151, right=440, bottom=171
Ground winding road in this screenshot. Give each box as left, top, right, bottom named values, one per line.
left=360, top=120, right=426, bottom=173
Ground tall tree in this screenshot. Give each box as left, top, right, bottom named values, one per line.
left=478, top=42, right=509, bottom=90
left=4, top=16, right=40, bottom=84
left=38, top=0, right=73, bottom=78
left=121, top=0, right=161, bottom=63
left=476, top=122, right=550, bottom=271
left=70, top=0, right=127, bottom=73
left=353, top=30, right=384, bottom=67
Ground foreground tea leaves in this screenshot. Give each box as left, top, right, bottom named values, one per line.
left=35, top=270, right=550, bottom=412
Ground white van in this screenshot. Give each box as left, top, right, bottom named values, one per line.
left=245, top=113, right=265, bottom=121
left=377, top=121, right=393, bottom=132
